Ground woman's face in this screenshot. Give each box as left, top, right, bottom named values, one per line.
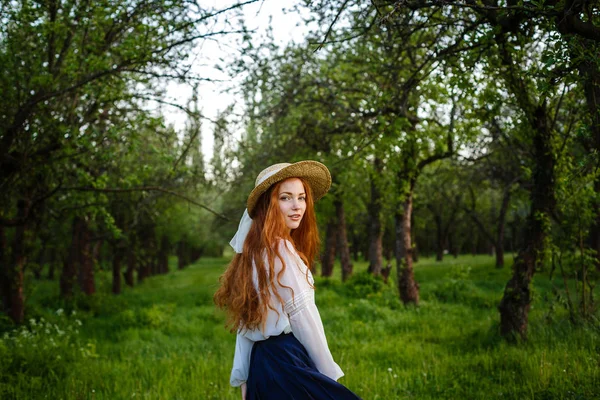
left=277, top=178, right=307, bottom=231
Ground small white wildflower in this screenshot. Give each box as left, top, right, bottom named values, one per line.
left=393, top=374, right=398, bottom=378
left=56, top=308, right=64, bottom=316
left=30, top=319, right=36, bottom=326
left=71, top=310, right=77, bottom=316
left=75, top=319, right=82, bottom=326
left=387, top=368, right=392, bottom=372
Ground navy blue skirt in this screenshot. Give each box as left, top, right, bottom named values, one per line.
left=247, top=333, right=362, bottom=400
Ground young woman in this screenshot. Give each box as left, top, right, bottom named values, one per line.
left=214, top=161, right=361, bottom=400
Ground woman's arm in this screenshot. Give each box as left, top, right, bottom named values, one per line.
left=230, top=332, right=254, bottom=387
left=241, top=382, right=247, bottom=400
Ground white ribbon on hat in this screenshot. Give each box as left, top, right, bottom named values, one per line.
left=229, top=209, right=253, bottom=253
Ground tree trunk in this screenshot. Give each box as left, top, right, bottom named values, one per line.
left=145, top=227, right=158, bottom=276
left=335, top=199, right=353, bottom=282
left=434, top=214, right=444, bottom=261
left=411, top=213, right=419, bottom=262
left=449, top=233, right=459, bottom=258
left=177, top=241, right=187, bottom=270
left=580, top=59, right=600, bottom=272
left=158, top=235, right=170, bottom=274
left=367, top=162, right=384, bottom=275
left=47, top=248, right=56, bottom=280
left=8, top=200, right=28, bottom=324
left=61, top=217, right=82, bottom=298
left=498, top=105, right=555, bottom=340
left=112, top=246, right=124, bottom=295
left=495, top=187, right=512, bottom=268
left=396, top=182, right=419, bottom=305
left=470, top=227, right=478, bottom=256
left=78, top=219, right=95, bottom=295
left=138, top=230, right=150, bottom=283
left=591, top=178, right=600, bottom=272
left=92, top=240, right=103, bottom=271
left=34, top=245, right=46, bottom=280
left=137, top=248, right=147, bottom=283
left=321, top=220, right=336, bottom=277
left=0, top=225, right=8, bottom=314
left=124, top=243, right=135, bottom=287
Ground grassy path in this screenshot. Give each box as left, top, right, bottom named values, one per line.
left=3, top=255, right=599, bottom=399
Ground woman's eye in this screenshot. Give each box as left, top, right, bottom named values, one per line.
left=280, top=196, right=291, bottom=201
left=299, top=197, right=306, bottom=201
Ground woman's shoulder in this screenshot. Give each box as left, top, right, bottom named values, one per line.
left=278, top=240, right=311, bottom=275
left=272, top=238, right=297, bottom=255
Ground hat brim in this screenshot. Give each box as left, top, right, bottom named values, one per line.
left=247, top=161, right=332, bottom=218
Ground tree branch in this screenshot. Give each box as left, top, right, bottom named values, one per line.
left=59, top=186, right=228, bottom=220
left=312, top=0, right=351, bottom=52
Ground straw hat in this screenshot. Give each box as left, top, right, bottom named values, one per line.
left=247, top=161, right=332, bottom=218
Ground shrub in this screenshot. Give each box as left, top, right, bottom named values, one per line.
left=139, top=303, right=176, bottom=329
left=0, top=310, right=97, bottom=397
left=431, top=265, right=473, bottom=303
left=114, top=304, right=176, bottom=329
left=344, top=271, right=386, bottom=299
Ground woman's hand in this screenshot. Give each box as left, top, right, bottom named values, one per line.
left=241, top=382, right=247, bottom=400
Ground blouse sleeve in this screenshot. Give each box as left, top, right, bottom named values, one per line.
left=230, top=331, right=254, bottom=387
left=276, top=240, right=344, bottom=381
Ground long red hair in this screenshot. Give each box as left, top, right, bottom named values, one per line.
left=214, top=177, right=320, bottom=332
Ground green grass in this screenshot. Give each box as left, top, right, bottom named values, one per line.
left=1, top=254, right=599, bottom=399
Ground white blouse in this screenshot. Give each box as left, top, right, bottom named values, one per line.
left=229, top=239, right=344, bottom=387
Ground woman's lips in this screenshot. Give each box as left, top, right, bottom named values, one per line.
left=289, top=214, right=302, bottom=221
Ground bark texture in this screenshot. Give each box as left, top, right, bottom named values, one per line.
left=498, top=105, right=555, bottom=340
left=395, top=184, right=419, bottom=305
left=177, top=240, right=188, bottom=270
left=158, top=235, right=170, bottom=274
left=0, top=225, right=8, bottom=315
left=124, top=242, right=136, bottom=287
left=335, top=199, right=353, bottom=282
left=321, top=221, right=336, bottom=277
left=495, top=186, right=512, bottom=268
left=434, top=213, right=444, bottom=262
left=77, top=219, right=95, bottom=295
left=112, top=246, right=124, bottom=295
left=367, top=159, right=384, bottom=275
left=61, top=217, right=82, bottom=298
left=580, top=58, right=600, bottom=272
left=8, top=200, right=27, bottom=324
